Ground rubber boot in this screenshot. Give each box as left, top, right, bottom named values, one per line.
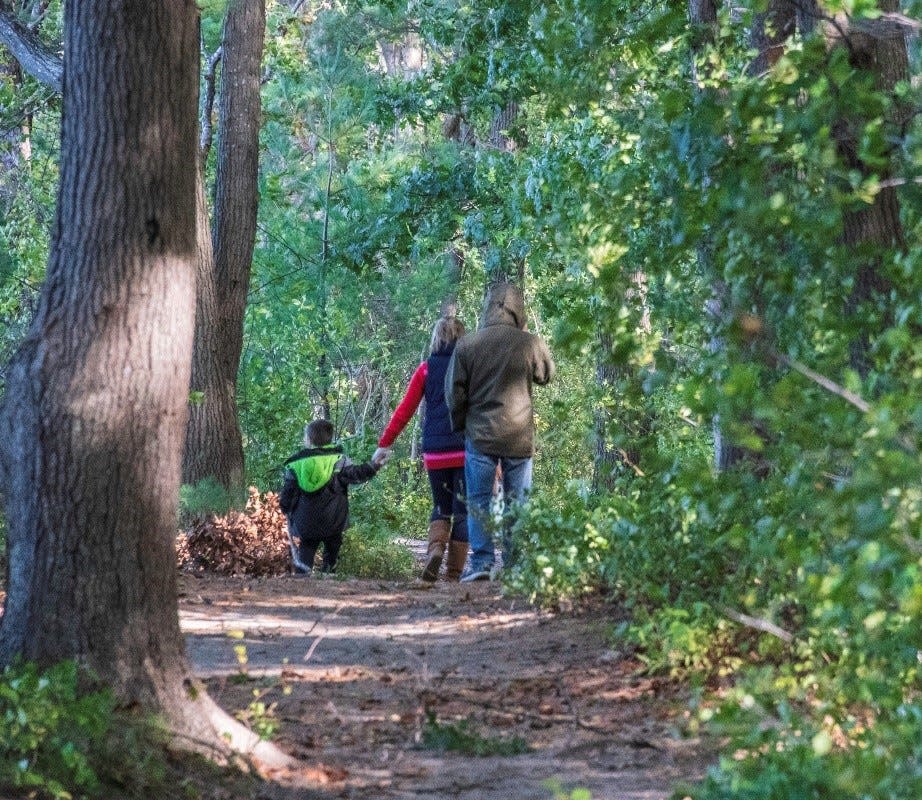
left=445, top=539, right=469, bottom=581
left=421, top=519, right=451, bottom=582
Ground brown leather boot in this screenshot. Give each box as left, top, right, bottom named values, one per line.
left=421, top=519, right=451, bottom=582
left=445, top=539, right=469, bottom=581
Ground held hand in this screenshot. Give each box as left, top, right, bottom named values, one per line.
left=372, top=447, right=392, bottom=467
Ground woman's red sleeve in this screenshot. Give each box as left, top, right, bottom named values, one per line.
left=378, top=362, right=427, bottom=447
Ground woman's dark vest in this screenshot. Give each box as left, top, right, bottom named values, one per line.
left=423, top=346, right=465, bottom=453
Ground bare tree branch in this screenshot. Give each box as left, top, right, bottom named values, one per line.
left=769, top=348, right=871, bottom=413
left=0, top=8, right=61, bottom=92
left=877, top=175, right=922, bottom=189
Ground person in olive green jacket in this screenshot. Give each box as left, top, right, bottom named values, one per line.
left=444, top=282, right=555, bottom=581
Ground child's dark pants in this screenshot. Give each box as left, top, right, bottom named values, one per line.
left=300, top=534, right=343, bottom=572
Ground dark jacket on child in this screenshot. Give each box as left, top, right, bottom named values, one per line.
left=279, top=445, right=379, bottom=541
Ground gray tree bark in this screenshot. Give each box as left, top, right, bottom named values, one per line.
left=0, top=4, right=295, bottom=763
left=0, top=0, right=207, bottom=730
left=183, top=0, right=265, bottom=490
left=0, top=5, right=60, bottom=91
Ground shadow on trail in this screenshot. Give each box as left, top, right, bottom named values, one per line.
left=181, top=574, right=716, bottom=800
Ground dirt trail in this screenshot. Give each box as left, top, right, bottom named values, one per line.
left=180, top=549, right=714, bottom=800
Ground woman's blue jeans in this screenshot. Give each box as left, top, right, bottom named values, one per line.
left=464, top=441, right=533, bottom=571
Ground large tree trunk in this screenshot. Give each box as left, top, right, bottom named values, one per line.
left=749, top=0, right=796, bottom=76
left=183, top=0, right=265, bottom=490
left=830, top=0, right=910, bottom=376
left=0, top=0, right=204, bottom=725
left=0, top=3, right=292, bottom=763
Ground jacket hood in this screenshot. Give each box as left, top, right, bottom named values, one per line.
left=285, top=445, right=343, bottom=493
left=480, top=282, right=526, bottom=330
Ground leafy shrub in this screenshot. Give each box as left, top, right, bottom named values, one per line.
left=503, top=488, right=610, bottom=606
left=682, top=694, right=922, bottom=800
left=336, top=523, right=415, bottom=580
left=178, top=477, right=246, bottom=527
left=624, top=606, right=750, bottom=681
left=0, top=660, right=111, bottom=798
left=349, top=457, right=434, bottom=540
left=335, top=456, right=432, bottom=579
left=0, top=659, right=172, bottom=800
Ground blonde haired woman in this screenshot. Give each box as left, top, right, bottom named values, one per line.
left=374, top=315, right=468, bottom=581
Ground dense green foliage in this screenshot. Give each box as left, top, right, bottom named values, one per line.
left=1, top=0, right=920, bottom=796
left=0, top=660, right=173, bottom=799
left=249, top=2, right=922, bottom=797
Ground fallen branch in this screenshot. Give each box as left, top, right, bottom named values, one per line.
left=718, top=605, right=794, bottom=644
left=303, top=633, right=326, bottom=663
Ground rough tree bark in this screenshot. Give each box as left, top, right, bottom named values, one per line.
left=183, top=0, right=266, bottom=490
left=0, top=2, right=263, bottom=494
left=749, top=0, right=796, bottom=76
left=0, top=1, right=292, bottom=764
left=0, top=0, right=206, bottom=729
left=0, top=4, right=60, bottom=91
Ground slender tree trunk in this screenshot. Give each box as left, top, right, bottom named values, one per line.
left=688, top=0, right=739, bottom=472
left=183, top=0, right=265, bottom=490
left=316, top=93, right=335, bottom=421
left=593, top=333, right=622, bottom=492
left=0, top=0, right=206, bottom=727
left=184, top=164, right=240, bottom=490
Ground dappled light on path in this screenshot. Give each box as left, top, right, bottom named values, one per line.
left=181, top=573, right=716, bottom=800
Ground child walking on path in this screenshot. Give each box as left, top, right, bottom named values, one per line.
left=280, top=419, right=386, bottom=574
left=375, top=316, right=469, bottom=582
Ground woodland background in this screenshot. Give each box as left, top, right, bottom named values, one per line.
left=0, top=0, right=920, bottom=797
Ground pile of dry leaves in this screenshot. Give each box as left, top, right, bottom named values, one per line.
left=176, top=487, right=292, bottom=577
